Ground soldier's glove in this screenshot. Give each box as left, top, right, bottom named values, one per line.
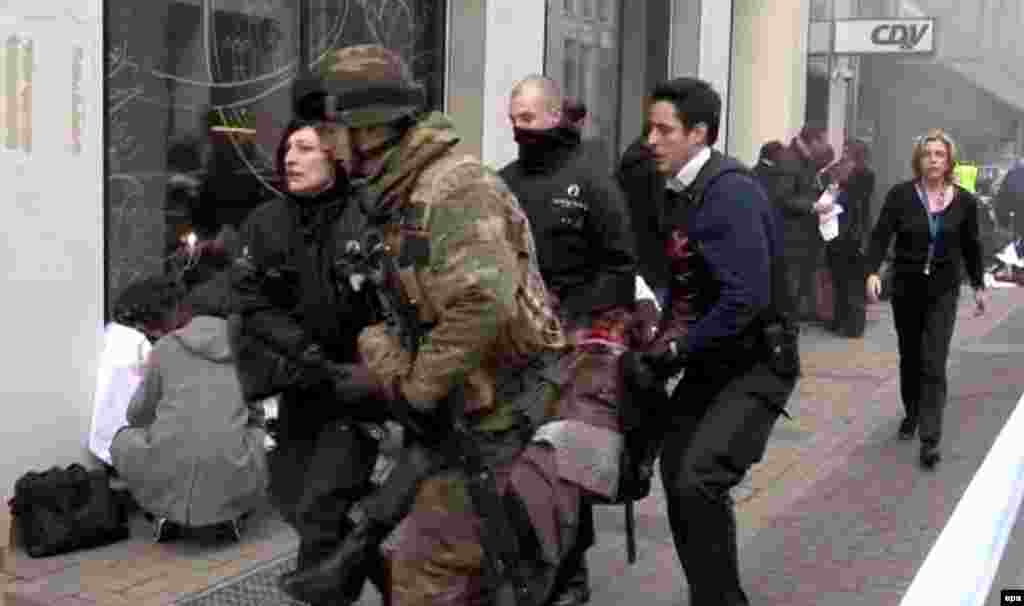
left=387, top=389, right=448, bottom=446
left=325, top=363, right=393, bottom=423
left=640, top=339, right=688, bottom=381
left=628, top=299, right=661, bottom=349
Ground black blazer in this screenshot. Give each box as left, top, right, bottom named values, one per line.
left=866, top=180, right=985, bottom=296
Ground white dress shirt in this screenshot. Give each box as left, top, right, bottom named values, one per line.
left=666, top=146, right=712, bottom=193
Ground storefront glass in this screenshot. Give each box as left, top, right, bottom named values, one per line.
left=544, top=0, right=672, bottom=170
left=104, top=0, right=445, bottom=306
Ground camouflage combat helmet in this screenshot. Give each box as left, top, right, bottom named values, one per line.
left=319, top=44, right=425, bottom=129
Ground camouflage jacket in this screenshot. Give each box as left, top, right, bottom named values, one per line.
left=357, top=113, right=565, bottom=435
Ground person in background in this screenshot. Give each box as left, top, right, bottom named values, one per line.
left=228, top=91, right=388, bottom=604
left=865, top=128, right=987, bottom=469
left=562, top=97, right=613, bottom=174
left=777, top=126, right=834, bottom=321
left=617, top=132, right=670, bottom=305
left=825, top=140, right=875, bottom=338
left=995, top=159, right=1024, bottom=237
left=89, top=277, right=190, bottom=470
left=111, top=272, right=267, bottom=542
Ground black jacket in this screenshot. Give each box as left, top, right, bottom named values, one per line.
left=500, top=128, right=637, bottom=320
left=617, top=138, right=670, bottom=290
left=774, top=144, right=823, bottom=253
left=229, top=182, right=376, bottom=435
left=866, top=180, right=986, bottom=296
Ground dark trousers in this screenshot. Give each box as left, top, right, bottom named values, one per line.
left=270, top=419, right=379, bottom=567
left=826, top=242, right=866, bottom=337
left=785, top=245, right=821, bottom=319
left=890, top=282, right=960, bottom=447
left=660, top=359, right=794, bottom=606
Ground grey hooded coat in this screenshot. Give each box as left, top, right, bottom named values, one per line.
left=111, top=315, right=268, bottom=527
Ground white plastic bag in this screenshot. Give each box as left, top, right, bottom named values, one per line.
left=88, top=323, right=151, bottom=465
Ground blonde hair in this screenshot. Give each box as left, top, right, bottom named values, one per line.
left=912, top=128, right=958, bottom=183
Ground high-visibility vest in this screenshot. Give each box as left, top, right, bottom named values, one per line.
left=953, top=164, right=978, bottom=193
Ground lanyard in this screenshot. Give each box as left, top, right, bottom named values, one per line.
left=914, top=183, right=946, bottom=275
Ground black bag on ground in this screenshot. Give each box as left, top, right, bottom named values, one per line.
left=8, top=464, right=131, bottom=558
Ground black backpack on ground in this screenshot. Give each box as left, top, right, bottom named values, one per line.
left=8, top=464, right=131, bottom=558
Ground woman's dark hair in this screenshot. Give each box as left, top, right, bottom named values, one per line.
left=648, top=77, right=722, bottom=145
left=112, top=276, right=186, bottom=331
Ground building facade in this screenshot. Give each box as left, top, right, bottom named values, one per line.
left=0, top=0, right=812, bottom=497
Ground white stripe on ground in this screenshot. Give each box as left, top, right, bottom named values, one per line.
left=900, top=390, right=1024, bottom=606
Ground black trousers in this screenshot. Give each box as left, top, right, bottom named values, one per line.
left=660, top=358, right=794, bottom=606
left=890, top=281, right=960, bottom=447
left=270, top=417, right=379, bottom=559
left=784, top=244, right=822, bottom=319
left=826, top=242, right=866, bottom=338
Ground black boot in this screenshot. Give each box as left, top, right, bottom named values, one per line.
left=547, top=561, right=590, bottom=606
left=279, top=519, right=390, bottom=605
left=920, top=442, right=941, bottom=469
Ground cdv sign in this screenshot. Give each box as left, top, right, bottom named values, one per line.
left=834, top=18, right=935, bottom=54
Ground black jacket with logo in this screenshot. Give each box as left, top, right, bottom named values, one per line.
left=499, top=128, right=637, bottom=320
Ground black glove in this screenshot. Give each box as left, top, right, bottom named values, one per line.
left=324, top=363, right=393, bottom=423
left=641, top=339, right=688, bottom=381
left=387, top=394, right=448, bottom=446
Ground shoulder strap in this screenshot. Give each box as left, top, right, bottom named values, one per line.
left=685, top=150, right=751, bottom=210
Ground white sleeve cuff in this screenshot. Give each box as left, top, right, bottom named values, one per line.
left=635, top=275, right=660, bottom=312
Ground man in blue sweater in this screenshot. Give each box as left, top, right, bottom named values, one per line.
left=626, top=77, right=798, bottom=606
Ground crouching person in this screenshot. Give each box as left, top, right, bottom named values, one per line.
left=111, top=272, right=268, bottom=541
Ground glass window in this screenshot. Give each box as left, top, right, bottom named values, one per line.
left=546, top=0, right=621, bottom=169
left=104, top=0, right=446, bottom=308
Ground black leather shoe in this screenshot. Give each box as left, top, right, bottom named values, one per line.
left=547, top=565, right=591, bottom=606
left=898, top=418, right=917, bottom=441
left=279, top=520, right=388, bottom=605
left=920, top=444, right=941, bottom=469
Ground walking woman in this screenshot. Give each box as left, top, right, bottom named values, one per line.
left=865, top=129, right=987, bottom=469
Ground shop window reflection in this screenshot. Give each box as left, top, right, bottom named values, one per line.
left=546, top=0, right=621, bottom=169
left=104, top=0, right=445, bottom=308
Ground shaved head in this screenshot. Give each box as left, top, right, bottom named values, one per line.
left=508, top=74, right=563, bottom=130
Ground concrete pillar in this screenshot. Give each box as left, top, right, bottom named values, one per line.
left=728, top=0, right=811, bottom=165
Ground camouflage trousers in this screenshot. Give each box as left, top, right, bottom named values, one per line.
left=386, top=439, right=580, bottom=606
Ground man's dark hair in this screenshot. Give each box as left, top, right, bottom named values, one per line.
left=649, top=77, right=721, bottom=145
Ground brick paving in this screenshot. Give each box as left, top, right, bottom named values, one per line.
left=6, top=287, right=1024, bottom=606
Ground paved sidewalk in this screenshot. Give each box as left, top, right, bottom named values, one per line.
left=6, top=287, right=1024, bottom=606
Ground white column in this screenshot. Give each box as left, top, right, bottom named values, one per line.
left=728, top=0, right=811, bottom=165
left=699, top=0, right=735, bottom=151
left=480, top=0, right=546, bottom=169
left=0, top=0, right=104, bottom=497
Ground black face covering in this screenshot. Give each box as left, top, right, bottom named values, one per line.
left=514, top=125, right=580, bottom=171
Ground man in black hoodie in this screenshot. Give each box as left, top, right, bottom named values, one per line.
left=499, top=75, right=651, bottom=606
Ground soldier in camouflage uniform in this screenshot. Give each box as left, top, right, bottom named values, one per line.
left=279, top=45, right=577, bottom=606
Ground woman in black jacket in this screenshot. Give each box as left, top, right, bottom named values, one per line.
left=865, top=129, right=987, bottom=469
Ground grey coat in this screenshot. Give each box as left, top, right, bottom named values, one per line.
left=111, top=316, right=267, bottom=527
